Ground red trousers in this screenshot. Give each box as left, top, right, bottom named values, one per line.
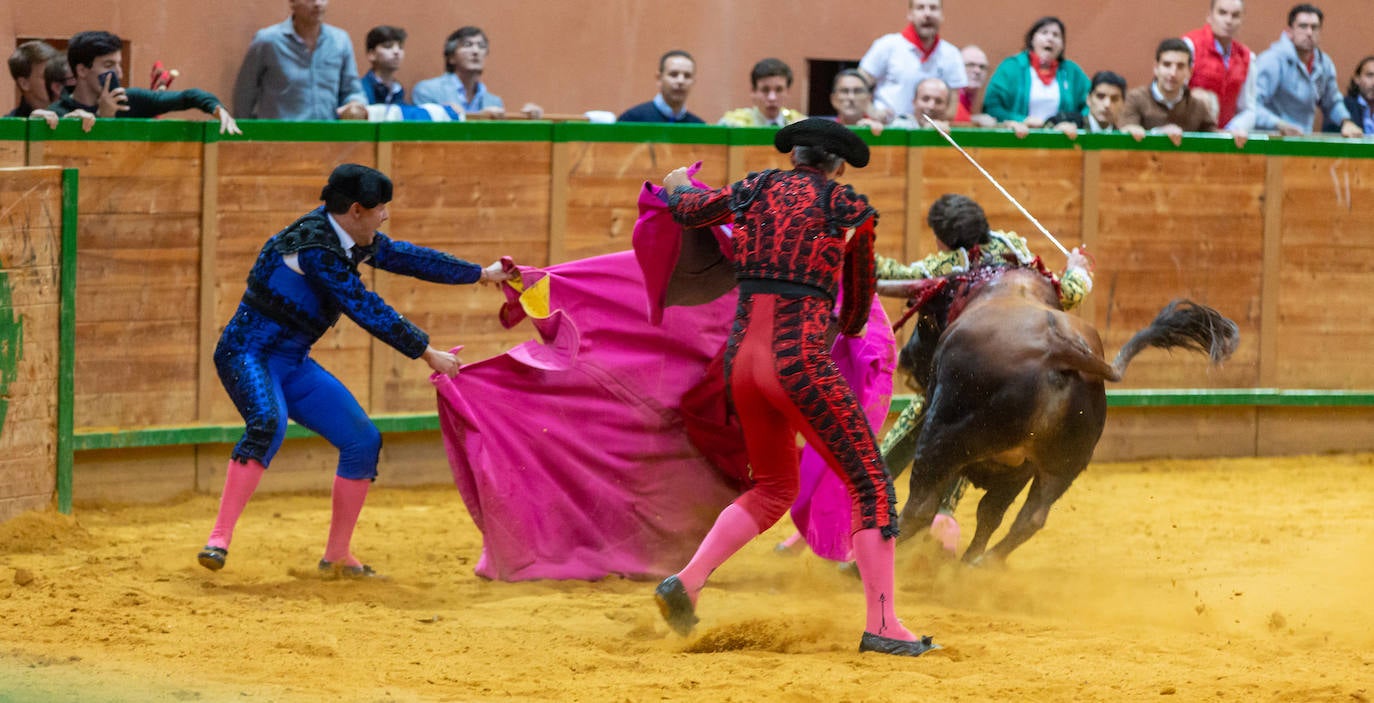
left=726, top=292, right=898, bottom=537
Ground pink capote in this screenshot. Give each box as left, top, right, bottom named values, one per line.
left=791, top=297, right=895, bottom=561
left=433, top=171, right=895, bottom=581
left=433, top=251, right=743, bottom=581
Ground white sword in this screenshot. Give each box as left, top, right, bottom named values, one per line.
left=922, top=114, right=1071, bottom=257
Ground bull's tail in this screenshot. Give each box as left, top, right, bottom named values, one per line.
left=1110, top=300, right=1240, bottom=380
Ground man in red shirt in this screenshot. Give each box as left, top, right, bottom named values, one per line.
left=1182, top=0, right=1254, bottom=136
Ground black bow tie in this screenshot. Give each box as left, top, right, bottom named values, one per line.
left=350, top=246, right=369, bottom=266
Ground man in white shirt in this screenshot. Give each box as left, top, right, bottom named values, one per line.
left=858, top=0, right=968, bottom=123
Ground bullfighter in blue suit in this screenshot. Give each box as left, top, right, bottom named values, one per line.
left=198, top=164, right=513, bottom=577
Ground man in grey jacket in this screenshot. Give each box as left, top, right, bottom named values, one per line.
left=1251, top=3, right=1361, bottom=137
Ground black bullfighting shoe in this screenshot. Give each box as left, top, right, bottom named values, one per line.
left=197, top=546, right=227, bottom=571
left=654, top=575, right=699, bottom=636
left=859, top=632, right=941, bottom=657
left=317, top=559, right=382, bottom=580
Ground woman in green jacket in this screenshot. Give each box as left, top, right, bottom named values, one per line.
left=983, top=16, right=1090, bottom=129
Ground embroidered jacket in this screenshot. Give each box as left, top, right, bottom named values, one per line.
left=237, top=206, right=483, bottom=358
left=667, top=167, right=878, bottom=336
left=875, top=229, right=1091, bottom=310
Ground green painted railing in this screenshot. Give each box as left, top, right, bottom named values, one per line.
left=6, top=117, right=1374, bottom=157
left=71, top=389, right=1374, bottom=452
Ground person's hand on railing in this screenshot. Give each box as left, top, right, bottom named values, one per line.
left=336, top=101, right=368, bottom=120
left=213, top=105, right=242, bottom=135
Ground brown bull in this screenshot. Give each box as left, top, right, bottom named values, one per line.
left=895, top=266, right=1239, bottom=564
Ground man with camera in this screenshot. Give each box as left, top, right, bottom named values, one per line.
left=48, top=31, right=240, bottom=134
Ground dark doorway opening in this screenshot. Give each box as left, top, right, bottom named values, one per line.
left=806, top=58, right=861, bottom=117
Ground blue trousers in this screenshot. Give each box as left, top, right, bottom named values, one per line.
left=215, top=308, right=382, bottom=479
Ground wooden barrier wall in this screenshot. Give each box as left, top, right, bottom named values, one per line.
left=4, top=118, right=1373, bottom=505
left=0, top=166, right=73, bottom=521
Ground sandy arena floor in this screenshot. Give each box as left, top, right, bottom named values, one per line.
left=1, top=453, right=1371, bottom=702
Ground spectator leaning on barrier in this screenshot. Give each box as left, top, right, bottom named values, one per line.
left=361, top=25, right=407, bottom=106
left=412, top=26, right=543, bottom=118
left=1251, top=3, right=1360, bottom=137
left=50, top=31, right=241, bottom=134
left=719, top=58, right=806, bottom=127
left=7, top=41, right=60, bottom=118
left=1045, top=70, right=1128, bottom=138
left=1182, top=0, right=1256, bottom=135
left=983, top=16, right=1090, bottom=130
left=618, top=50, right=704, bottom=124
left=1324, top=56, right=1374, bottom=134
left=955, top=45, right=995, bottom=126
left=830, top=69, right=886, bottom=133
left=858, top=0, right=966, bottom=123
left=233, top=0, right=368, bottom=121
left=891, top=76, right=950, bottom=129
left=1121, top=38, right=1218, bottom=146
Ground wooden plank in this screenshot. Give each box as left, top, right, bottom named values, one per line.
left=548, top=141, right=572, bottom=266
left=74, top=446, right=197, bottom=505
left=1094, top=406, right=1257, bottom=461
left=561, top=141, right=728, bottom=260
left=1273, top=156, right=1374, bottom=388
left=904, top=146, right=925, bottom=265
left=1256, top=407, right=1374, bottom=455
left=0, top=168, right=68, bottom=522
left=0, top=141, right=25, bottom=168
left=35, top=141, right=204, bottom=429
left=1258, top=157, right=1282, bottom=387
left=199, top=141, right=219, bottom=420
left=1078, top=149, right=1101, bottom=324
left=374, top=141, right=554, bottom=412
left=1092, top=150, right=1263, bottom=388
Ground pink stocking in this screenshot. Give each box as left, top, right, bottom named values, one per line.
left=205, top=459, right=265, bottom=549
left=323, top=476, right=370, bottom=567
left=851, top=528, right=917, bottom=641
left=675, top=504, right=761, bottom=603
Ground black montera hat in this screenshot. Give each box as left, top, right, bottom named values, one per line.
left=320, top=164, right=393, bottom=208
left=774, top=117, right=870, bottom=168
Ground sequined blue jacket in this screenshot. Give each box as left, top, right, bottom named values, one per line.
left=235, top=206, right=483, bottom=358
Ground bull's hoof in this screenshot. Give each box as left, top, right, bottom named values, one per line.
left=859, top=632, right=941, bottom=657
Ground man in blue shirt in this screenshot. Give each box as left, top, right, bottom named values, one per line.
left=618, top=50, right=705, bottom=123
left=411, top=26, right=542, bottom=118
left=232, top=0, right=368, bottom=120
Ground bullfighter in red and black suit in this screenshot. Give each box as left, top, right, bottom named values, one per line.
left=652, top=118, right=938, bottom=657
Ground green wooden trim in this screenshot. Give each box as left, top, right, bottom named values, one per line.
left=1076, top=131, right=1249, bottom=154
left=551, top=122, right=731, bottom=145
left=0, top=118, right=28, bottom=140
left=72, top=412, right=440, bottom=451
left=212, top=120, right=378, bottom=143
left=378, top=121, right=553, bottom=142
left=889, top=389, right=1374, bottom=413
left=908, top=128, right=1080, bottom=150
left=28, top=117, right=206, bottom=142
left=57, top=169, right=79, bottom=514
left=1106, top=388, right=1374, bottom=407
left=1261, top=136, right=1374, bottom=159
left=73, top=389, right=1374, bottom=452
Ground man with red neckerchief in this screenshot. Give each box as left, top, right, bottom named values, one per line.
left=1182, top=0, right=1256, bottom=135
left=858, top=0, right=967, bottom=123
